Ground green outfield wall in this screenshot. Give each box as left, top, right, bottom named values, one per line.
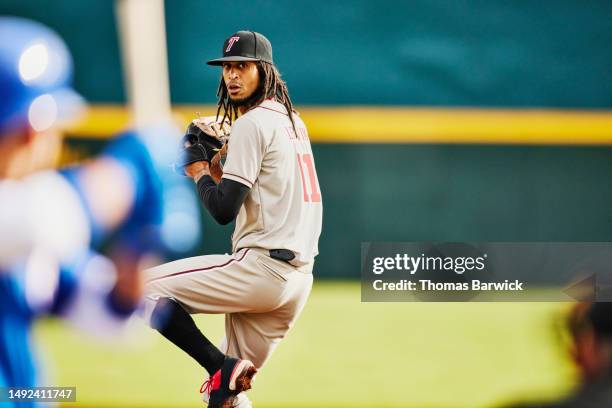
left=205, top=144, right=612, bottom=278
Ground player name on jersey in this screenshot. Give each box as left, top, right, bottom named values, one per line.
left=284, top=126, right=310, bottom=141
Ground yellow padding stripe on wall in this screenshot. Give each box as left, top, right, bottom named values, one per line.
left=66, top=105, right=612, bottom=145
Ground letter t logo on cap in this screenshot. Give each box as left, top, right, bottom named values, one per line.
left=226, top=36, right=240, bottom=52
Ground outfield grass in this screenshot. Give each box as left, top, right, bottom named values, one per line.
left=34, top=281, right=576, bottom=407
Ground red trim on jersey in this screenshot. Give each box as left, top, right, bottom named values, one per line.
left=255, top=105, right=288, bottom=116
left=223, top=172, right=254, bottom=187
left=146, top=249, right=251, bottom=283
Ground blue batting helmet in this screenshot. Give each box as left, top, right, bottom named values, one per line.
left=0, top=16, right=84, bottom=135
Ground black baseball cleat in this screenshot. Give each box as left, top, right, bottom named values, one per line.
left=200, top=357, right=257, bottom=407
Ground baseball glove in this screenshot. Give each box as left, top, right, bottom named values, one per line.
left=175, top=116, right=231, bottom=176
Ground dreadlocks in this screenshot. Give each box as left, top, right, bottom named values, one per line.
left=215, top=61, right=297, bottom=132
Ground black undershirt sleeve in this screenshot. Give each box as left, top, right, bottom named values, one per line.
left=196, top=175, right=250, bottom=225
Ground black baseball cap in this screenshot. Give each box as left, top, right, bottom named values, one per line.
left=207, top=30, right=273, bottom=66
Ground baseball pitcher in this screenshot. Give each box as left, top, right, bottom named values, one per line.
left=142, top=31, right=323, bottom=407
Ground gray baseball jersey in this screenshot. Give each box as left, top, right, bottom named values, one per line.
left=222, top=99, right=322, bottom=266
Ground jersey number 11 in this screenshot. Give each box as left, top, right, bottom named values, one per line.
left=297, top=153, right=321, bottom=203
